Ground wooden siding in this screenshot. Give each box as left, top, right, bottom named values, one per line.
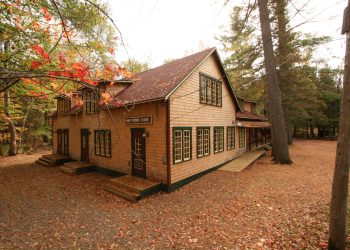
left=169, top=54, right=247, bottom=184
left=52, top=101, right=167, bottom=183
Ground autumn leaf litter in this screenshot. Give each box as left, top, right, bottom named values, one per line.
left=0, top=140, right=348, bottom=249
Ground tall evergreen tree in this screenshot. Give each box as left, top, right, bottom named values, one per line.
left=257, top=0, right=292, bottom=164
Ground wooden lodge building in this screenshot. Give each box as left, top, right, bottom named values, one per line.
left=46, top=48, right=271, bottom=197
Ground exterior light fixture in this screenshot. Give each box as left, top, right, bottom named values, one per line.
left=142, top=131, right=149, bottom=138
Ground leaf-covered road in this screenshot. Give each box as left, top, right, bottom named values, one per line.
left=0, top=140, right=346, bottom=249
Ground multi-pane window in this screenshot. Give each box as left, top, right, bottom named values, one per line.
left=206, top=79, right=212, bottom=104
left=239, top=127, right=246, bottom=148
left=217, top=83, right=222, bottom=106
left=200, top=76, right=207, bottom=103
left=214, top=127, right=224, bottom=153
left=57, top=98, right=70, bottom=115
left=94, top=130, right=111, bottom=157
left=197, top=127, right=210, bottom=158
left=199, top=73, right=222, bottom=106
left=227, top=126, right=235, bottom=150
left=173, top=127, right=192, bottom=163
left=83, top=90, right=98, bottom=114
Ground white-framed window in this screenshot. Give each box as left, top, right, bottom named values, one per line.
left=206, top=78, right=212, bottom=104
left=227, top=126, right=235, bottom=150
left=217, top=83, right=222, bottom=106
left=239, top=127, right=246, bottom=148
left=197, top=127, right=210, bottom=158
left=95, top=130, right=111, bottom=157
left=173, top=127, right=192, bottom=163
left=211, top=80, right=216, bottom=105
left=174, top=130, right=183, bottom=163
left=200, top=76, right=207, bottom=103
left=214, top=127, right=224, bottom=153
left=199, top=73, right=222, bottom=107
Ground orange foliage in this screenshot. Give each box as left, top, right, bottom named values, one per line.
left=21, top=78, right=37, bottom=85
left=42, top=7, right=51, bottom=21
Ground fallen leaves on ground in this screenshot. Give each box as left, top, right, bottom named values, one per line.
left=0, top=140, right=348, bottom=249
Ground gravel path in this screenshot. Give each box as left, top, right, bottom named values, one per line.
left=0, top=140, right=346, bottom=249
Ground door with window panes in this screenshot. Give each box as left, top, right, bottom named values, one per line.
left=131, top=128, right=146, bottom=178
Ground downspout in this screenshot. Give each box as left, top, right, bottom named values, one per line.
left=166, top=100, right=171, bottom=192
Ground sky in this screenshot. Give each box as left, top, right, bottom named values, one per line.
left=109, top=0, right=347, bottom=68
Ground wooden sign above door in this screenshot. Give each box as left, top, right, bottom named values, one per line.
left=125, top=116, right=152, bottom=125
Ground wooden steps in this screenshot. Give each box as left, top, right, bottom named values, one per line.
left=59, top=161, right=94, bottom=175
left=35, top=154, right=72, bottom=167
left=104, top=175, right=161, bottom=202
left=104, top=182, right=141, bottom=202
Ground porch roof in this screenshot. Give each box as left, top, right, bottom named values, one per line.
left=236, top=111, right=268, bottom=121
left=236, top=120, right=271, bottom=128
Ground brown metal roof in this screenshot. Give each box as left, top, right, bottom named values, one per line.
left=115, top=48, right=217, bottom=104
left=236, top=111, right=268, bottom=121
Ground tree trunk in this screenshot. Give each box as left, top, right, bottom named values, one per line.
left=257, top=0, right=292, bottom=164
left=286, top=118, right=293, bottom=144
left=305, top=121, right=309, bottom=139
left=310, top=123, right=315, bottom=139
left=4, top=90, right=17, bottom=156
left=275, top=0, right=293, bottom=145
left=328, top=2, right=350, bottom=248
left=17, top=98, right=35, bottom=154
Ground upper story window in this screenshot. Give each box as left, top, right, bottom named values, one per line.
left=57, top=98, right=70, bottom=115
left=83, top=90, right=98, bottom=114
left=199, top=74, right=222, bottom=107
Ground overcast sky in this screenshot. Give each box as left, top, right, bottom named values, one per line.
left=110, top=0, right=347, bottom=68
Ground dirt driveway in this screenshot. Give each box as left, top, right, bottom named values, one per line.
left=0, top=140, right=346, bottom=249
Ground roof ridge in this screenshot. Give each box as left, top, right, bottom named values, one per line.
left=134, top=47, right=216, bottom=76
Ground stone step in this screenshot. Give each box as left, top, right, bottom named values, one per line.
left=104, top=183, right=141, bottom=202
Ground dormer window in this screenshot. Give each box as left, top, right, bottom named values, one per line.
left=199, top=73, right=222, bottom=106
left=82, top=89, right=98, bottom=114
left=57, top=97, right=70, bottom=115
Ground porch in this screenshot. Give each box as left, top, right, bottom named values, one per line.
left=247, top=127, right=271, bottom=151
left=219, top=148, right=267, bottom=172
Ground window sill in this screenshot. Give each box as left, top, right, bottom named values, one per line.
left=173, top=159, right=192, bottom=164
left=197, top=153, right=210, bottom=159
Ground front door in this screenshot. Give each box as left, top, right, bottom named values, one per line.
left=81, top=129, right=89, bottom=161
left=131, top=128, right=146, bottom=178
left=63, top=129, right=69, bottom=156
left=57, top=129, right=63, bottom=155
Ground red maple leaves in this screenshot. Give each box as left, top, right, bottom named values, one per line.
left=31, top=45, right=50, bottom=62
left=42, top=7, right=51, bottom=22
